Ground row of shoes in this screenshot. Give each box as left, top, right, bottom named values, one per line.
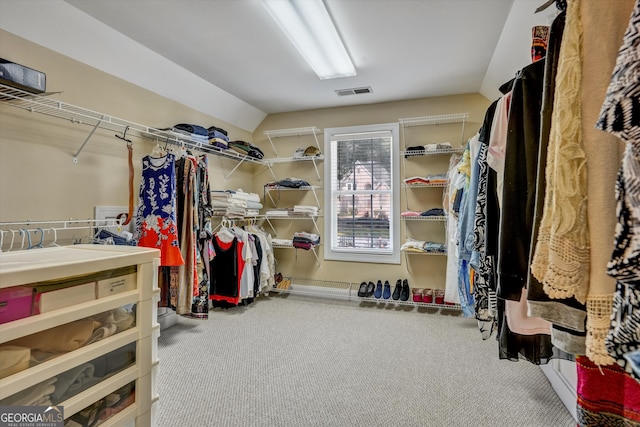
left=358, top=279, right=411, bottom=302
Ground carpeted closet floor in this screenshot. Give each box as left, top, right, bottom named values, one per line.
left=157, top=295, right=575, bottom=427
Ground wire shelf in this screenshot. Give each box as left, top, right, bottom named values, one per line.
left=0, top=83, right=265, bottom=166
left=262, top=214, right=320, bottom=219
left=400, top=148, right=465, bottom=157
left=263, top=127, right=321, bottom=138
left=402, top=250, right=447, bottom=256
left=401, top=215, right=447, bottom=221
left=402, top=182, right=448, bottom=188
left=264, top=185, right=322, bottom=191
left=266, top=155, right=324, bottom=164
left=399, top=113, right=469, bottom=127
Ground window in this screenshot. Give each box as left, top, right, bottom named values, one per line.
left=324, top=123, right=400, bottom=263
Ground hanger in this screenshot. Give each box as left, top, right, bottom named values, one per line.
left=216, top=218, right=236, bottom=243
left=116, top=125, right=132, bottom=146
left=31, top=228, right=45, bottom=249
left=535, top=0, right=566, bottom=13
left=49, top=227, right=60, bottom=247
left=20, top=228, right=32, bottom=250
left=9, top=229, right=16, bottom=251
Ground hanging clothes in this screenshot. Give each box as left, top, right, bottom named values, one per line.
left=171, top=155, right=198, bottom=316
left=470, top=99, right=499, bottom=340
left=443, top=155, right=464, bottom=307
left=209, top=228, right=244, bottom=307
left=595, top=0, right=640, bottom=380
left=526, top=9, right=589, bottom=359
left=494, top=57, right=557, bottom=364
left=456, top=133, right=481, bottom=318
left=191, top=155, right=213, bottom=319
left=134, top=153, right=184, bottom=267
left=529, top=0, right=591, bottom=335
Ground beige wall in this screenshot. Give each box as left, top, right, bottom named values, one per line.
left=0, top=30, right=255, bottom=238
left=253, top=94, right=491, bottom=288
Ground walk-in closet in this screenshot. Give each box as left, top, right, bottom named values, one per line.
left=1, top=1, right=639, bottom=426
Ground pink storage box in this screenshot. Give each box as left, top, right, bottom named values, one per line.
left=0, top=286, right=34, bottom=324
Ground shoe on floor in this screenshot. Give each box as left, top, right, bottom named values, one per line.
left=374, top=280, right=383, bottom=299
left=392, top=279, right=402, bottom=300
left=422, top=288, right=433, bottom=304
left=383, top=280, right=391, bottom=299
left=412, top=288, right=424, bottom=303
left=366, top=281, right=375, bottom=297
left=357, top=282, right=368, bottom=297
left=400, top=279, right=410, bottom=301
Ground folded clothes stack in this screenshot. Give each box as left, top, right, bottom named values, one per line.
left=404, top=142, right=453, bottom=158
left=228, top=140, right=264, bottom=159
left=292, top=231, right=320, bottom=250
left=171, top=123, right=209, bottom=144
left=403, top=174, right=448, bottom=186
left=210, top=189, right=262, bottom=218
left=421, top=208, right=446, bottom=217
left=400, top=208, right=446, bottom=217
left=264, top=177, right=311, bottom=189
left=400, top=238, right=446, bottom=254
left=271, top=238, right=293, bottom=246
left=293, top=205, right=319, bottom=216
left=264, top=208, right=291, bottom=217
left=208, top=125, right=229, bottom=150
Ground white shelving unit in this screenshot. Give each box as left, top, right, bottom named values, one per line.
left=261, top=126, right=324, bottom=268
left=398, top=113, right=468, bottom=284
left=0, top=83, right=264, bottom=179
left=0, top=245, right=160, bottom=426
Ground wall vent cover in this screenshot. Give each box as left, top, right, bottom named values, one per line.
left=335, top=86, right=372, bottom=96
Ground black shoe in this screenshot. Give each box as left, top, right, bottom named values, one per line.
left=400, top=279, right=410, bottom=301
left=373, top=280, right=383, bottom=299
left=357, top=281, right=368, bottom=297
left=366, top=281, right=375, bottom=297
left=392, top=279, right=402, bottom=300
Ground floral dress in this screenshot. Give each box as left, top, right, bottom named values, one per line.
left=134, top=153, right=184, bottom=267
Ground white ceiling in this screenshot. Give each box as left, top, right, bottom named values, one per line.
left=0, top=0, right=553, bottom=131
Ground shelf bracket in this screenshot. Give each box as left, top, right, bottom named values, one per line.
left=223, top=156, right=247, bottom=179
left=264, top=217, right=277, bottom=235
left=311, top=158, right=321, bottom=181
left=73, top=116, right=105, bottom=163
left=310, top=186, right=320, bottom=207
left=310, top=216, right=320, bottom=235
left=266, top=133, right=278, bottom=157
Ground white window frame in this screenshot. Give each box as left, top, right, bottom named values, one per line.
left=323, top=122, right=400, bottom=264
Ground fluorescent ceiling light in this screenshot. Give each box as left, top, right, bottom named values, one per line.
left=261, top=0, right=356, bottom=80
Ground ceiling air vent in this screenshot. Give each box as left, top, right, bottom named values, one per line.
left=335, top=86, right=372, bottom=97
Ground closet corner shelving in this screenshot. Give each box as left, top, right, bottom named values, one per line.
left=0, top=83, right=264, bottom=179
left=0, top=245, right=160, bottom=426
left=261, top=126, right=324, bottom=268
left=398, top=112, right=468, bottom=276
